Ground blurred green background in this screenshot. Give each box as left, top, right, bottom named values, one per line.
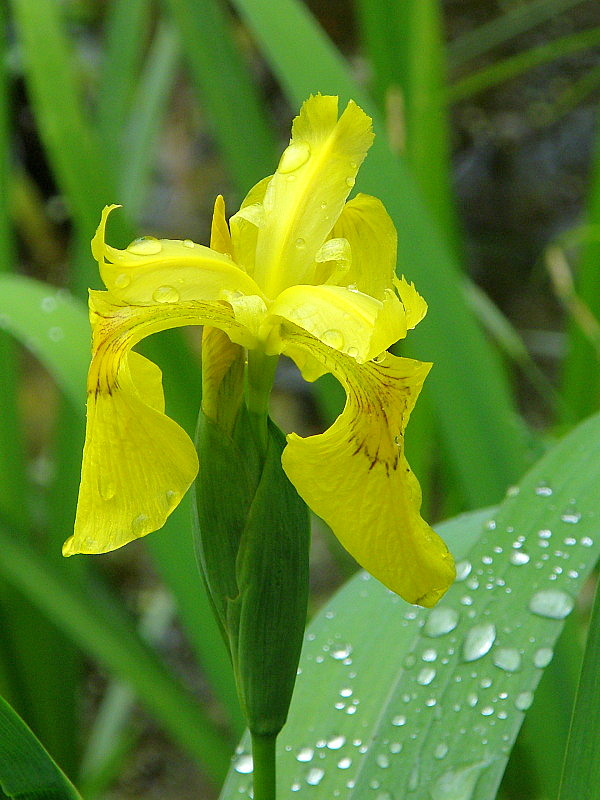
left=1, top=0, right=600, bottom=797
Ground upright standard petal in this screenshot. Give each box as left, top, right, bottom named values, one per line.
left=279, top=324, right=455, bottom=607
left=64, top=291, right=259, bottom=555
left=252, top=95, right=374, bottom=296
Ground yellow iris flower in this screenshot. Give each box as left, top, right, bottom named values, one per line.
left=63, top=94, right=455, bottom=607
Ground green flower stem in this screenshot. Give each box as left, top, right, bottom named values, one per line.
left=246, top=349, right=278, bottom=454
left=251, top=732, right=277, bottom=800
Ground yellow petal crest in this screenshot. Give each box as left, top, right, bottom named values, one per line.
left=252, top=95, right=374, bottom=296
left=331, top=193, right=397, bottom=300
left=279, top=324, right=455, bottom=607
left=265, top=283, right=407, bottom=365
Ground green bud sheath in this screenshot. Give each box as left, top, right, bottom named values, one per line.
left=194, top=410, right=310, bottom=736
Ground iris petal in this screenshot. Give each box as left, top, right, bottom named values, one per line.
left=266, top=284, right=407, bottom=365
left=252, top=95, right=374, bottom=296
left=331, top=193, right=397, bottom=299
left=93, top=205, right=263, bottom=305
left=279, top=323, right=455, bottom=607
left=64, top=352, right=198, bottom=555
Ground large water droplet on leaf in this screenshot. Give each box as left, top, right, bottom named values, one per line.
left=463, top=623, right=496, bottom=662
left=529, top=589, right=574, bottom=619
left=424, top=607, right=459, bottom=637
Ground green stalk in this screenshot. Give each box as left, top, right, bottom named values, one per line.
left=251, top=733, right=277, bottom=800
left=246, top=350, right=278, bottom=456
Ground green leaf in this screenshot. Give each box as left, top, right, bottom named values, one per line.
left=0, top=693, right=82, bottom=799
left=161, top=0, right=276, bottom=193
left=558, top=576, right=600, bottom=800
left=221, top=410, right=600, bottom=799
left=448, top=26, right=600, bottom=103
left=447, top=0, right=588, bottom=69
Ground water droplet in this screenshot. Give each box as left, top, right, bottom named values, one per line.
left=234, top=754, right=253, bottom=774
left=529, top=589, right=574, bottom=619
left=391, top=714, right=406, bottom=727
left=372, top=352, right=386, bottom=364
left=296, top=747, right=313, bottom=762
left=510, top=551, right=530, bottom=566
left=41, top=296, right=57, bottom=313
left=435, top=743, right=449, bottom=760
left=183, top=238, right=195, bottom=248
left=430, top=761, right=489, bottom=800
left=98, top=476, right=116, bottom=500
left=131, top=513, right=149, bottom=536
left=533, top=647, right=554, bottom=668
left=424, top=607, right=459, bottom=637
left=306, top=767, right=324, bottom=785
left=493, top=647, right=521, bottom=672
left=329, top=644, right=352, bottom=661
left=561, top=511, right=581, bottom=524
left=327, top=735, right=345, bottom=750
left=347, top=346, right=359, bottom=358
left=127, top=236, right=162, bottom=255
left=347, top=283, right=359, bottom=292
left=322, top=329, right=345, bottom=350
left=295, top=237, right=306, bottom=249
left=165, top=489, right=180, bottom=509
left=320, top=201, right=328, bottom=210
left=535, top=483, right=553, bottom=497
left=376, top=754, right=390, bottom=769
left=422, top=648, right=437, bottom=662
left=463, top=623, right=496, bottom=662
left=151, top=284, right=179, bottom=303
left=345, top=176, right=355, bottom=188
left=467, top=692, right=478, bottom=708
left=515, top=691, right=533, bottom=711
left=278, top=141, right=311, bottom=173
left=481, top=705, right=494, bottom=717
left=506, top=485, right=520, bottom=497
left=455, top=561, right=472, bottom=581
left=48, top=326, right=64, bottom=342
left=339, top=687, right=353, bottom=698
left=417, top=666, right=436, bottom=686
left=337, top=757, right=352, bottom=769
left=581, top=536, right=593, bottom=547
left=113, top=272, right=131, bottom=289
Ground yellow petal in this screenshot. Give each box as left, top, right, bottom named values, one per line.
left=265, top=283, right=407, bottom=364
left=252, top=95, right=374, bottom=296
left=394, top=275, right=428, bottom=329
left=93, top=205, right=264, bottom=305
left=279, top=324, right=455, bottom=606
left=210, top=194, right=233, bottom=256
left=229, top=175, right=272, bottom=277
left=331, top=193, right=397, bottom=300
left=63, top=352, right=198, bottom=555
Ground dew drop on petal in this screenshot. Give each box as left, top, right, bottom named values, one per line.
left=322, top=330, right=345, bottom=350
left=337, top=757, right=352, bottom=770
left=345, top=176, right=356, bottom=188
left=127, top=236, right=163, bottom=255
left=434, top=743, right=449, bottom=760
left=347, top=346, right=359, bottom=358
left=455, top=560, right=472, bottom=582
left=131, top=513, right=149, bottom=537
left=295, top=237, right=306, bottom=249
left=424, top=607, right=459, bottom=637
left=278, top=141, right=311, bottom=173
left=41, top=296, right=57, bottom=313
left=152, top=285, right=180, bottom=303
left=462, top=623, right=496, bottom=662
left=391, top=714, right=406, bottom=727
left=183, top=238, right=195, bottom=248
left=529, top=589, right=574, bottom=620
left=113, top=272, right=131, bottom=289
left=510, top=551, right=530, bottom=566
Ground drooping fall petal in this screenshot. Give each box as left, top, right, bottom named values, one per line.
left=279, top=323, right=455, bottom=606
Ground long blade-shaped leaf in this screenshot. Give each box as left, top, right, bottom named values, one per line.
left=0, top=694, right=82, bottom=800
left=222, top=410, right=600, bottom=798
left=231, top=0, right=530, bottom=507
